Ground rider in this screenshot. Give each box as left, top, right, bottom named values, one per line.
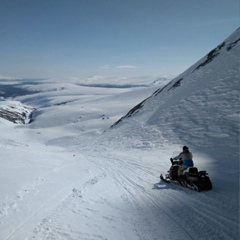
left=171, top=146, right=194, bottom=176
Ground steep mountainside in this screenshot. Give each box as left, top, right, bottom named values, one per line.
left=112, top=28, right=240, bottom=129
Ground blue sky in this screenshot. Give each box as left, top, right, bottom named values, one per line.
left=0, top=0, right=239, bottom=80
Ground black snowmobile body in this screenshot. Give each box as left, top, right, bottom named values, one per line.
left=160, top=160, right=212, bottom=192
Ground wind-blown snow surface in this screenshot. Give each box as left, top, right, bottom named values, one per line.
left=0, top=29, right=239, bottom=240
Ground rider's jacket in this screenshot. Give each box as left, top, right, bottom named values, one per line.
left=173, top=152, right=194, bottom=167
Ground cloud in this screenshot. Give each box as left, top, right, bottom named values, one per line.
left=99, top=65, right=111, bottom=70
left=115, top=65, right=138, bottom=69
left=0, top=75, right=21, bottom=80
left=99, top=65, right=138, bottom=70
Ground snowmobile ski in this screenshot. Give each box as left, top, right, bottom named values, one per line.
left=160, top=174, right=170, bottom=183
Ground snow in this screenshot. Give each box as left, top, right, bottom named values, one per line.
left=0, top=28, right=239, bottom=240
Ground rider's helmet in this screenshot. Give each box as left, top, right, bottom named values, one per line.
left=183, top=146, right=188, bottom=150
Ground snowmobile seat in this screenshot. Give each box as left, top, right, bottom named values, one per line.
left=184, top=167, right=199, bottom=181
left=187, top=167, right=198, bottom=174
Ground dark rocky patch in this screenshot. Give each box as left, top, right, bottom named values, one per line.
left=194, top=47, right=220, bottom=71
left=111, top=99, right=147, bottom=127
left=168, top=78, right=183, bottom=91
left=193, top=36, right=240, bottom=72
left=227, top=37, right=240, bottom=51
left=0, top=107, right=33, bottom=124
left=152, top=81, right=172, bottom=96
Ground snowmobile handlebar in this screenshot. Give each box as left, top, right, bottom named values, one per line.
left=170, top=158, right=183, bottom=165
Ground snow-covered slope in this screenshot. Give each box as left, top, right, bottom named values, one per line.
left=0, top=29, right=239, bottom=240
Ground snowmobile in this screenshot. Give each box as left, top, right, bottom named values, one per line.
left=160, top=159, right=212, bottom=192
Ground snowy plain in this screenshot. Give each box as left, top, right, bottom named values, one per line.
left=0, top=28, right=239, bottom=240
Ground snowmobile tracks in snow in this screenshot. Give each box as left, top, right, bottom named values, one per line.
left=0, top=166, right=107, bottom=240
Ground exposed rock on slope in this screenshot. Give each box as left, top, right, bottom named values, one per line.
left=0, top=99, right=34, bottom=124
